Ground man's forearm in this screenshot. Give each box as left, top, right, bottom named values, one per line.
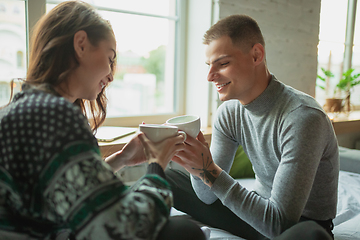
left=191, top=153, right=222, bottom=187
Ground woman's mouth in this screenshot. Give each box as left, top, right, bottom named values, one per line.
left=100, top=81, right=106, bottom=89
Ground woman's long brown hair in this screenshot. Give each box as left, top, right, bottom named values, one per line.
left=25, top=1, right=115, bottom=131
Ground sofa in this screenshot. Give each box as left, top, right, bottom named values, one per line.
left=170, top=146, right=360, bottom=240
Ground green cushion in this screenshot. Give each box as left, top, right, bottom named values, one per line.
left=229, top=145, right=255, bottom=179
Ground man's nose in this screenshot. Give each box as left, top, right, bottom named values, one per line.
left=207, top=67, right=219, bottom=82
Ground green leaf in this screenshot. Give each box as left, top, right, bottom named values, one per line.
left=317, top=75, right=325, bottom=82
left=351, top=80, right=360, bottom=88
left=343, top=68, right=355, bottom=77
left=320, top=67, right=335, bottom=78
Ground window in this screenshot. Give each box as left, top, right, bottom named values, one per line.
left=0, top=0, right=26, bottom=106
left=0, top=0, right=185, bottom=126
left=47, top=0, right=184, bottom=126
left=352, top=0, right=360, bottom=107
left=317, top=0, right=360, bottom=109
left=16, top=50, right=23, bottom=68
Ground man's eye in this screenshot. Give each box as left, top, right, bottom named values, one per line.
left=221, top=62, right=229, bottom=66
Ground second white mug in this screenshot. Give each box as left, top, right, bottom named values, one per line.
left=165, top=115, right=200, bottom=138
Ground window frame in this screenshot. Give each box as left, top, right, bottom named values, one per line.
left=344, top=0, right=360, bottom=110
left=316, top=0, right=360, bottom=110
left=26, top=0, right=187, bottom=127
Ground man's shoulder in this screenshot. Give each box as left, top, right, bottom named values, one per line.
left=281, top=84, right=325, bottom=115
left=217, top=99, right=241, bottom=111
left=215, top=100, right=244, bottom=121
left=278, top=86, right=331, bottom=132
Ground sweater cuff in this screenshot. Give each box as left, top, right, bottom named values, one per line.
left=146, top=162, right=166, bottom=179
left=211, top=170, right=237, bottom=201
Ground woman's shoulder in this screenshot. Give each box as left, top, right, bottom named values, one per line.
left=10, top=88, right=82, bottom=118
left=3, top=88, right=90, bottom=137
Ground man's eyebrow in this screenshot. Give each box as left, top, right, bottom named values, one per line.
left=205, top=55, right=230, bottom=65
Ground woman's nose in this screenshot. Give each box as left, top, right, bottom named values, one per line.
left=107, top=73, right=114, bottom=82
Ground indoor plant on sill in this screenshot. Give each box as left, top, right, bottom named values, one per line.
left=317, top=67, right=343, bottom=112
left=335, top=68, right=360, bottom=112
left=317, top=67, right=360, bottom=112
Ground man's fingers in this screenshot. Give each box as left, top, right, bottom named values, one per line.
left=183, top=132, right=209, bottom=150
left=197, top=131, right=208, bottom=146
left=175, top=133, right=186, bottom=145
left=182, top=134, right=198, bottom=146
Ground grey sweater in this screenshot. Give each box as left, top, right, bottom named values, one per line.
left=191, top=75, right=339, bottom=238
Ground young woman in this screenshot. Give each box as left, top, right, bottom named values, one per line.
left=0, top=1, right=204, bottom=239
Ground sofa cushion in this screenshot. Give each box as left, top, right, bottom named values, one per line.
left=339, top=146, right=360, bottom=174
left=229, top=145, right=255, bottom=179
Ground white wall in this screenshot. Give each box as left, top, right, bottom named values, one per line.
left=217, top=0, right=321, bottom=96
left=184, top=0, right=322, bottom=127
left=184, top=0, right=213, bottom=128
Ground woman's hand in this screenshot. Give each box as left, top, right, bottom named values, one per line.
left=105, top=132, right=186, bottom=172
left=138, top=132, right=186, bottom=170
left=172, top=132, right=221, bottom=187
left=105, top=132, right=148, bottom=172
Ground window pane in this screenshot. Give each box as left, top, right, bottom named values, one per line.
left=353, top=0, right=360, bottom=46
left=103, top=11, right=176, bottom=117
left=47, top=1, right=177, bottom=118
left=0, top=0, right=26, bottom=106
left=352, top=1, right=360, bottom=106
left=352, top=46, right=360, bottom=106
left=316, top=0, right=348, bottom=105
left=318, top=0, right=347, bottom=43
left=48, top=0, right=175, bottom=17
left=316, top=42, right=345, bottom=104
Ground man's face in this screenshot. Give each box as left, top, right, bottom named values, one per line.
left=205, top=35, right=257, bottom=104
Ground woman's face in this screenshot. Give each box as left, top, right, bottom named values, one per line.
left=66, top=32, right=116, bottom=102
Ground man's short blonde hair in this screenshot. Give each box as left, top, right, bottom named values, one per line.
left=203, top=15, right=265, bottom=52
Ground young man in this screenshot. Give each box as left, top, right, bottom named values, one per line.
left=166, top=15, right=339, bottom=240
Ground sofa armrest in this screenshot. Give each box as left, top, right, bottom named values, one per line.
left=339, top=146, right=360, bottom=174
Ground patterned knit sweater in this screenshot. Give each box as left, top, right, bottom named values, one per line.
left=0, top=86, right=172, bottom=240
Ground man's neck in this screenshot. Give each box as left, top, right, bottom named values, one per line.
left=239, top=67, right=272, bottom=105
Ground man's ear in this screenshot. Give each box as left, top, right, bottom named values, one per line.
left=73, top=30, right=88, bottom=59
left=252, top=43, right=265, bottom=66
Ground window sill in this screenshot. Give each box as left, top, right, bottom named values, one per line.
left=99, top=127, right=213, bottom=158
left=99, top=111, right=360, bottom=158
left=329, top=111, right=360, bottom=135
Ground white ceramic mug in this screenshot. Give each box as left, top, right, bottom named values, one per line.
left=165, top=115, right=200, bottom=138
left=139, top=124, right=187, bottom=143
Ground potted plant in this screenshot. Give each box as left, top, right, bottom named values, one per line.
left=317, top=67, right=360, bottom=112
left=335, top=68, right=360, bottom=111
left=317, top=67, right=343, bottom=112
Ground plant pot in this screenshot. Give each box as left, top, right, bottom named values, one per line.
left=344, top=93, right=352, bottom=112
left=323, top=98, right=343, bottom=112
